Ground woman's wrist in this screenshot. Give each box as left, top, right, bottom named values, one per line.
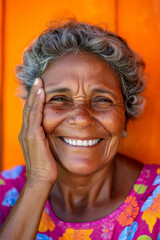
left=26, top=170, right=56, bottom=189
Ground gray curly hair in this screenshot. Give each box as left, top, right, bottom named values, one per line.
left=16, top=19, right=145, bottom=120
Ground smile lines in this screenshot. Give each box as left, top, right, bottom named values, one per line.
left=61, top=137, right=102, bottom=147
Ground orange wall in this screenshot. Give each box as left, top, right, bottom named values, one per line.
left=1, top=0, right=160, bottom=169
left=118, top=0, right=160, bottom=163
left=0, top=0, right=3, bottom=169
left=2, top=0, right=116, bottom=170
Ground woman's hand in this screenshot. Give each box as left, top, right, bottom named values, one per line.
left=0, top=78, right=57, bottom=239
left=18, top=78, right=58, bottom=186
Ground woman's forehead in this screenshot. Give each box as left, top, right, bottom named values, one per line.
left=42, top=53, right=121, bottom=94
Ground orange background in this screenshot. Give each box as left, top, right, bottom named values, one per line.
left=1, top=0, right=160, bottom=170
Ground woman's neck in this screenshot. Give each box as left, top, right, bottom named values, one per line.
left=49, top=154, right=143, bottom=222
left=60, top=161, right=114, bottom=205
left=49, top=159, right=116, bottom=220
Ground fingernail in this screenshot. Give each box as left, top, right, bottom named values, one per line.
left=37, top=88, right=42, bottom=95
left=34, top=78, right=39, bottom=86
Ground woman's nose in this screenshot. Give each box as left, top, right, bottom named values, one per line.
left=68, top=105, right=94, bottom=128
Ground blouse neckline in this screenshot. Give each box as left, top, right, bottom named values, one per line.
left=46, top=164, right=156, bottom=225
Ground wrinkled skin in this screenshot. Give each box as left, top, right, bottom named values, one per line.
left=18, top=53, right=142, bottom=222
left=42, top=53, right=126, bottom=175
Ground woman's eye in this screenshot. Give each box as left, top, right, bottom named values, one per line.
left=97, top=98, right=112, bottom=102
left=91, top=97, right=113, bottom=109
left=49, top=96, right=71, bottom=107
left=51, top=97, right=66, bottom=102
left=93, top=97, right=113, bottom=103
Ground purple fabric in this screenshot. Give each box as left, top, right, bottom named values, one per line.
left=0, top=164, right=160, bottom=239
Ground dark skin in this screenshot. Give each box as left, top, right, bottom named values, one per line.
left=50, top=154, right=143, bottom=222
left=0, top=53, right=143, bottom=239
left=42, top=53, right=143, bottom=222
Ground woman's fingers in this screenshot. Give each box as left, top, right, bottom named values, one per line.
left=26, top=78, right=43, bottom=107
left=19, top=77, right=58, bottom=185
left=20, top=77, right=45, bottom=170
left=22, top=78, right=43, bottom=132
left=28, top=87, right=46, bottom=139
left=23, top=78, right=42, bottom=122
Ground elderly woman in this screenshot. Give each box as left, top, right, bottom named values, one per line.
left=0, top=20, right=160, bottom=240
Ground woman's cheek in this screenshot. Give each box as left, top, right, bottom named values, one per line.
left=94, top=108, right=125, bottom=135
left=42, top=106, right=68, bottom=133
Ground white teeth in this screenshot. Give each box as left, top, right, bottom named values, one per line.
left=62, top=138, right=101, bottom=147
left=77, top=140, right=83, bottom=146
left=72, top=140, right=76, bottom=145
left=83, top=140, right=88, bottom=146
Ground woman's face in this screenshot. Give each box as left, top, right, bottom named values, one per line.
left=42, top=53, right=125, bottom=175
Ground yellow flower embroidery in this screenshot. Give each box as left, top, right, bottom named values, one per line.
left=142, top=192, right=160, bottom=233
left=38, top=208, right=55, bottom=232
left=157, top=168, right=160, bottom=175
left=59, top=228, right=93, bottom=240
left=117, top=196, right=139, bottom=226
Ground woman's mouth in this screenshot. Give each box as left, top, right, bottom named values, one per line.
left=60, top=137, right=103, bottom=147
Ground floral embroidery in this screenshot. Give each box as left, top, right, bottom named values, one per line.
left=117, top=196, right=139, bottom=226
left=1, top=164, right=160, bottom=239
left=141, top=185, right=160, bottom=233
left=101, top=222, right=114, bottom=239
left=1, top=166, right=23, bottom=179
left=0, top=179, right=5, bottom=185
left=153, top=175, right=160, bottom=185
left=59, top=228, right=93, bottom=240
left=134, top=184, right=147, bottom=194
left=38, top=209, right=55, bottom=232
left=2, top=188, right=19, bottom=207
left=157, top=168, right=160, bottom=175
left=36, top=233, right=53, bottom=240
left=137, top=236, right=151, bottom=240
left=118, top=222, right=138, bottom=240
left=101, top=226, right=109, bottom=239
left=157, top=232, right=160, bottom=240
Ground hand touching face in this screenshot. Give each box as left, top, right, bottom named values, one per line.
left=19, top=77, right=58, bottom=185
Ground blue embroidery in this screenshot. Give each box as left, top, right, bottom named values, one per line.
left=118, top=222, right=138, bottom=240
left=36, top=234, right=53, bottom=240
left=153, top=175, right=160, bottom=185
left=157, top=232, right=160, bottom=240
left=2, top=188, right=19, bottom=207
left=2, top=166, right=23, bottom=179
left=141, top=185, right=160, bottom=212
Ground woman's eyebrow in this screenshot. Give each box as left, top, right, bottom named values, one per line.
left=45, top=88, right=71, bottom=95
left=91, top=88, right=120, bottom=100
left=91, top=88, right=115, bottom=95
left=92, top=89, right=110, bottom=93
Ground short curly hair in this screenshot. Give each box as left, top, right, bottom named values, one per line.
left=16, top=19, right=146, bottom=120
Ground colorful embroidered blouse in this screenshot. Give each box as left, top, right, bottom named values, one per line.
left=0, top=164, right=160, bottom=239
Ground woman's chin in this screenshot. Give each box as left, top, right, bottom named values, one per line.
left=57, top=157, right=103, bottom=176
left=49, top=136, right=111, bottom=176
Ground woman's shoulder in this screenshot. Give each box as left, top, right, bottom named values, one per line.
left=139, top=163, right=160, bottom=201
left=113, top=157, right=160, bottom=237
left=115, top=154, right=160, bottom=213
left=116, top=153, right=160, bottom=188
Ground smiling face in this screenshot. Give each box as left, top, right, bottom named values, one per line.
left=42, top=53, right=125, bottom=175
